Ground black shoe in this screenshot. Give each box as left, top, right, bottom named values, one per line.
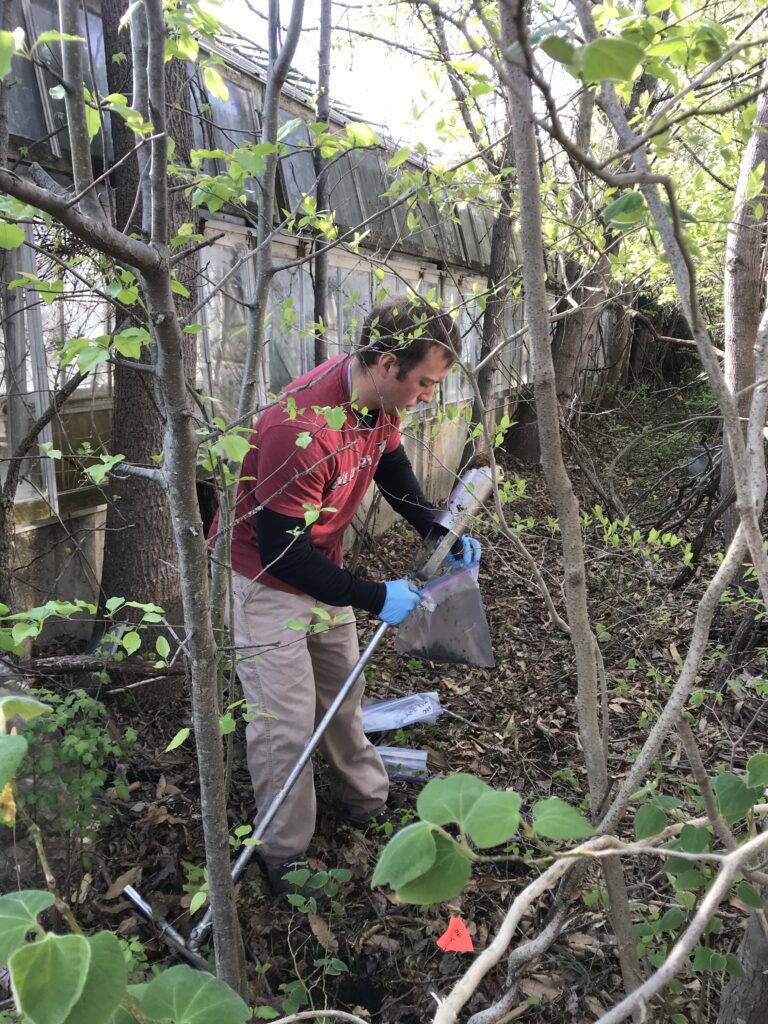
left=260, top=857, right=311, bottom=895
left=260, top=858, right=330, bottom=905
left=342, top=806, right=390, bottom=830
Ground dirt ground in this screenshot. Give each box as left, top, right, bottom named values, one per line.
left=6, top=388, right=767, bottom=1023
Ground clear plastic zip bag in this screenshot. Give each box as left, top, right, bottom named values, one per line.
left=362, top=692, right=443, bottom=733
left=394, top=566, right=495, bottom=668
left=375, top=746, right=429, bottom=783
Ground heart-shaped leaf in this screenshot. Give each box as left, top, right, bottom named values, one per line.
left=0, top=890, right=54, bottom=965
left=10, top=933, right=90, bottom=1024
left=396, top=834, right=471, bottom=904
left=371, top=822, right=437, bottom=891
left=140, top=965, right=250, bottom=1024
left=532, top=797, right=594, bottom=840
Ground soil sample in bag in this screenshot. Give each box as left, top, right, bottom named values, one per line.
left=395, top=566, right=495, bottom=668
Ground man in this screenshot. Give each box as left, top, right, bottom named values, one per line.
left=221, top=293, right=480, bottom=893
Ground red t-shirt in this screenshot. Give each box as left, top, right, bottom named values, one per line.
left=219, top=354, right=401, bottom=593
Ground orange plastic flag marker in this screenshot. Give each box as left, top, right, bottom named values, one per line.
left=437, top=916, right=474, bottom=953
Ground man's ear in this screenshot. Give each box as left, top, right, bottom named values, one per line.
left=377, top=352, right=398, bottom=376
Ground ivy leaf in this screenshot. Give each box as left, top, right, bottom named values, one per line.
left=0, top=222, right=25, bottom=250
left=395, top=833, right=471, bottom=904
left=371, top=822, right=437, bottom=890
left=532, top=797, right=594, bottom=840
left=140, top=964, right=250, bottom=1024
left=581, top=38, right=645, bottom=83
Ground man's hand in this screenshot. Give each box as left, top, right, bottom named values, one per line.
left=379, top=580, right=421, bottom=624
left=444, top=535, right=482, bottom=569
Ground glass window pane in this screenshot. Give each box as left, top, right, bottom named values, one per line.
left=267, top=263, right=313, bottom=392
left=198, top=243, right=256, bottom=424
left=278, top=111, right=316, bottom=211
left=337, top=267, right=371, bottom=354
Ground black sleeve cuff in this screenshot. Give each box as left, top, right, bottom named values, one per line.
left=256, top=507, right=387, bottom=614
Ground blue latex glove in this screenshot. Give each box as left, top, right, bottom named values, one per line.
left=444, top=535, right=482, bottom=570
left=379, top=579, right=421, bottom=625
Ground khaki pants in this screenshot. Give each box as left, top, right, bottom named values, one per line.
left=229, top=572, right=389, bottom=864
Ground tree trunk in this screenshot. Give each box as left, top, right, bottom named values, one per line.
left=720, top=62, right=768, bottom=547
left=312, top=0, right=332, bottom=366
left=461, top=133, right=516, bottom=469
left=716, top=908, right=768, bottom=1024
left=101, top=0, right=197, bottom=627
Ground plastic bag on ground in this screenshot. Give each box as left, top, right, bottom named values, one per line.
left=394, top=566, right=495, bottom=668
left=375, top=746, right=428, bottom=784
left=362, top=692, right=443, bottom=733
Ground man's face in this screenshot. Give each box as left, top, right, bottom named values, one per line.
left=374, top=346, right=453, bottom=413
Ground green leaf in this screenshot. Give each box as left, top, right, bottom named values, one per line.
left=634, top=803, right=666, bottom=840
left=646, top=0, right=674, bottom=10
left=295, top=432, right=312, bottom=449
left=658, top=907, right=684, bottom=933
left=371, top=822, right=437, bottom=890
left=723, top=953, right=746, bottom=979
left=532, top=797, right=594, bottom=840
left=345, top=121, right=379, bottom=147
left=165, top=727, right=190, bottom=752
left=33, top=31, right=85, bottom=47
left=218, top=434, right=251, bottom=463
left=603, top=192, right=647, bottom=227
left=0, top=30, right=17, bottom=81
left=0, top=695, right=50, bottom=732
left=0, top=733, right=28, bottom=790
left=395, top=833, right=471, bottom=904
left=0, top=891, right=55, bottom=965
left=712, top=773, right=762, bottom=825
left=673, top=869, right=706, bottom=890
left=539, top=35, right=576, bottom=66
left=388, top=147, right=410, bottom=168
left=203, top=66, right=229, bottom=102
left=0, top=222, right=25, bottom=250
left=155, top=635, right=170, bottom=660
left=140, top=964, right=250, bottom=1024
left=417, top=773, right=487, bottom=827
left=581, top=38, right=645, bottom=83
left=746, top=752, right=768, bottom=789
left=9, top=933, right=90, bottom=1024
left=462, top=789, right=521, bottom=847
left=122, top=631, right=141, bottom=656
left=679, top=825, right=710, bottom=854
left=321, top=406, right=347, bottom=430
left=61, top=932, right=127, bottom=1024
left=736, top=880, right=763, bottom=910
left=83, top=89, right=100, bottom=141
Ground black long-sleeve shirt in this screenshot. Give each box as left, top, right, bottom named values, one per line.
left=256, top=444, right=434, bottom=614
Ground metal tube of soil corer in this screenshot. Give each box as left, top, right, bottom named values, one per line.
left=186, top=619, right=390, bottom=952
left=123, top=885, right=209, bottom=970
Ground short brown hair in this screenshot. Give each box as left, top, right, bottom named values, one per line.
left=356, top=293, right=461, bottom=375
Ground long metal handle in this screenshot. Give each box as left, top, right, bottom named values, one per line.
left=188, top=620, right=390, bottom=951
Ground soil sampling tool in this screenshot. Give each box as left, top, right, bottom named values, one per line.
left=124, top=459, right=495, bottom=956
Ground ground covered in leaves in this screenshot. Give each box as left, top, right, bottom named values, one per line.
left=4, top=383, right=767, bottom=1023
